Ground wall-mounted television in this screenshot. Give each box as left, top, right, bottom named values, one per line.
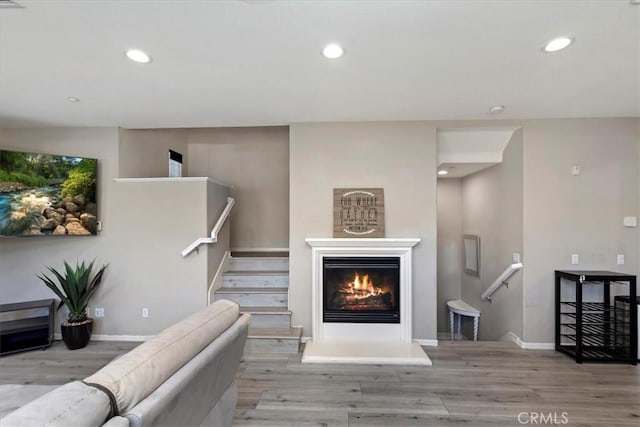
left=0, top=149, right=98, bottom=237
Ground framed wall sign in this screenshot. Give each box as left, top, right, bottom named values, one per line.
left=333, top=188, right=385, bottom=238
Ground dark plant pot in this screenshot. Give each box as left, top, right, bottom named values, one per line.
left=61, top=319, right=94, bottom=350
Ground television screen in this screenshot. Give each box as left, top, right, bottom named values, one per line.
left=0, top=149, right=98, bottom=237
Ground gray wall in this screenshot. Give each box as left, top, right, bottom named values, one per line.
left=522, top=118, right=639, bottom=343
left=188, top=127, right=289, bottom=249
left=460, top=130, right=524, bottom=340
left=289, top=122, right=438, bottom=340
left=436, top=178, right=462, bottom=333
left=119, top=129, right=189, bottom=178
left=0, top=128, right=230, bottom=336
left=0, top=127, right=120, bottom=333
left=2, top=118, right=637, bottom=343
left=109, top=178, right=228, bottom=335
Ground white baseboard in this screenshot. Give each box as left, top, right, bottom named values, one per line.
left=521, top=341, right=555, bottom=350
left=414, top=339, right=438, bottom=347
left=500, top=331, right=524, bottom=347
left=500, top=331, right=554, bottom=350
left=231, top=247, right=289, bottom=253
left=54, top=333, right=150, bottom=342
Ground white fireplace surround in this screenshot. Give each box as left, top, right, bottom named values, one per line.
left=303, top=238, right=431, bottom=365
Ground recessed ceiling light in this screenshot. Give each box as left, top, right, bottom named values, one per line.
left=322, top=43, right=344, bottom=59
left=438, top=170, right=449, bottom=176
left=67, top=97, right=80, bottom=103
left=489, top=105, right=505, bottom=114
left=543, top=37, right=574, bottom=53
left=125, top=49, right=152, bottom=64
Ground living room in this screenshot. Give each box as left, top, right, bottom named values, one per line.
left=1, top=1, right=639, bottom=426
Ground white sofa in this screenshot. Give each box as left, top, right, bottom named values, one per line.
left=2, top=300, right=250, bottom=427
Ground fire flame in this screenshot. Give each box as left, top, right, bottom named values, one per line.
left=346, top=273, right=384, bottom=299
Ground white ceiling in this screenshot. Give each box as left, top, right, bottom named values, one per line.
left=0, top=0, right=638, bottom=129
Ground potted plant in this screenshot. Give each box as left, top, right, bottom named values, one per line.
left=37, top=259, right=108, bottom=350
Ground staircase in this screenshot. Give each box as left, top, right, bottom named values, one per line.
left=213, top=253, right=301, bottom=354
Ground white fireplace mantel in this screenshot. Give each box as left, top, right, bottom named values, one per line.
left=302, top=237, right=431, bottom=365
left=306, top=238, right=421, bottom=248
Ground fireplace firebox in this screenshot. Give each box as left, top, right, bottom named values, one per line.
left=323, top=257, right=400, bottom=323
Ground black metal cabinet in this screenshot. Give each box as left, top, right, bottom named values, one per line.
left=555, top=270, right=637, bottom=364
left=0, top=299, right=55, bottom=356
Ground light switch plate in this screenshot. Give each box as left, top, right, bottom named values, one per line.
left=571, top=254, right=579, bottom=265
left=617, top=254, right=625, bottom=265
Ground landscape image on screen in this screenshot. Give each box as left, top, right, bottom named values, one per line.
left=0, top=149, right=98, bottom=237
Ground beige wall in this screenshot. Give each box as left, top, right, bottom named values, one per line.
left=109, top=178, right=228, bottom=335
left=2, top=118, right=637, bottom=343
left=523, top=118, right=639, bottom=343
left=0, top=128, right=230, bottom=336
left=188, top=127, right=289, bottom=249
left=0, top=127, right=120, bottom=333
left=436, top=178, right=462, bottom=333
left=461, top=130, right=524, bottom=340
left=119, top=128, right=188, bottom=178
left=289, top=122, right=438, bottom=340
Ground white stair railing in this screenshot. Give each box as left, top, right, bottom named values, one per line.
left=181, top=197, right=235, bottom=257
left=481, top=262, right=523, bottom=302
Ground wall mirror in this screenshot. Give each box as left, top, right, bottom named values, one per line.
left=463, top=234, right=480, bottom=277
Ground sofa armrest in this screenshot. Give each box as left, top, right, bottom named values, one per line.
left=103, top=416, right=129, bottom=427
left=1, top=381, right=111, bottom=427
left=123, top=313, right=250, bottom=427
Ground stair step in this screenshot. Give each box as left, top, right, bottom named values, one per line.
left=241, top=306, right=291, bottom=328
left=227, top=257, right=289, bottom=271
left=231, top=251, right=289, bottom=258
left=222, top=270, right=289, bottom=288
left=214, top=287, right=288, bottom=307
left=244, top=327, right=302, bottom=354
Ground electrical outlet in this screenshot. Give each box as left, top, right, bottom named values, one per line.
left=617, top=254, right=625, bottom=265
left=513, top=252, right=521, bottom=263
left=571, top=254, right=579, bottom=265
left=142, top=308, right=149, bottom=318
left=96, top=221, right=102, bottom=232
left=94, top=307, right=104, bottom=318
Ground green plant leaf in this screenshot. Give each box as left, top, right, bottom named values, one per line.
left=37, top=259, right=108, bottom=323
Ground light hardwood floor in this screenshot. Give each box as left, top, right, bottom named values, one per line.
left=1, top=340, right=638, bottom=426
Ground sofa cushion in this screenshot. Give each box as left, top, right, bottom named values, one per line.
left=84, top=300, right=239, bottom=413
left=0, top=381, right=111, bottom=427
